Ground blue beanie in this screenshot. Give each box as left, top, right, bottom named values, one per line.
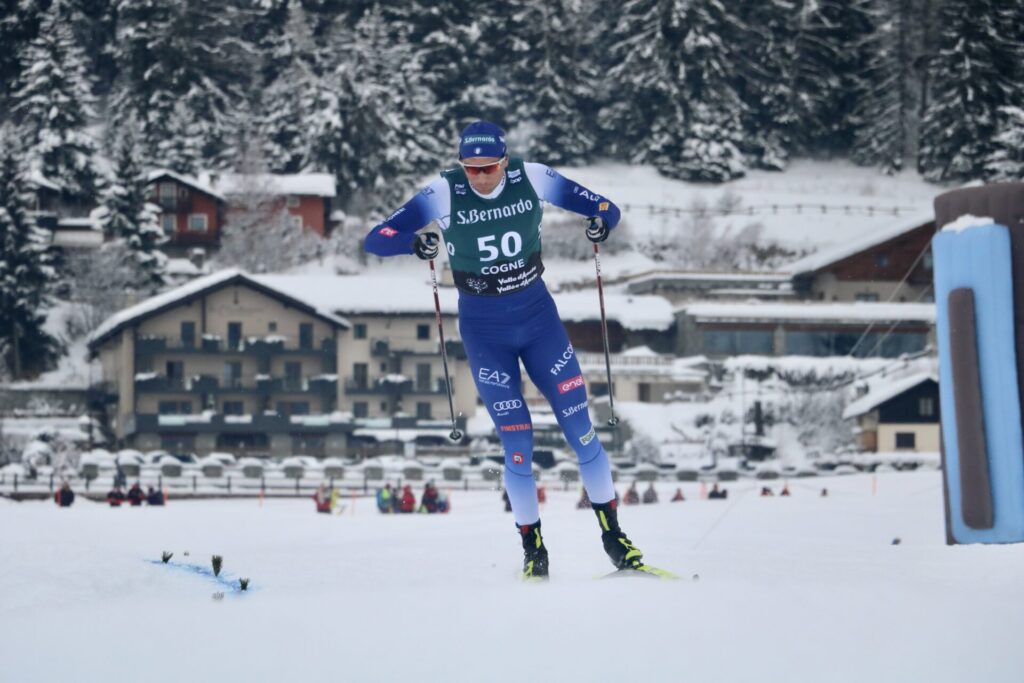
left=458, top=121, right=507, bottom=160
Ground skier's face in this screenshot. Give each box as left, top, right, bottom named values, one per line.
left=461, top=156, right=508, bottom=195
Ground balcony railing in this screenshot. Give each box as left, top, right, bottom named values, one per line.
left=134, top=374, right=338, bottom=395
left=135, top=334, right=337, bottom=356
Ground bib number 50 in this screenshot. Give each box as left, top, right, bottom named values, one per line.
left=478, top=232, right=523, bottom=262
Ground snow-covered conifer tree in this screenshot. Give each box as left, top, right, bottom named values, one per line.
left=851, top=0, right=917, bottom=174
left=0, top=138, right=61, bottom=380
left=97, top=129, right=167, bottom=294
left=788, top=0, right=873, bottom=154
left=917, top=0, right=1021, bottom=181
left=602, top=0, right=746, bottom=182
left=12, top=1, right=101, bottom=205
left=734, top=1, right=799, bottom=170
left=985, top=106, right=1024, bottom=181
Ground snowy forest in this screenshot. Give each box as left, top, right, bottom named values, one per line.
left=1, top=0, right=1024, bottom=380
left=2, top=0, right=1024, bottom=208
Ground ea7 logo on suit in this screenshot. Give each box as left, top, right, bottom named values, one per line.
left=478, top=368, right=512, bottom=388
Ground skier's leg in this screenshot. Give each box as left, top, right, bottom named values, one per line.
left=459, top=320, right=539, bottom=526
left=520, top=317, right=615, bottom=505
left=521, top=303, right=645, bottom=570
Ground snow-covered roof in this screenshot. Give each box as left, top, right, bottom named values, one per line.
left=552, top=291, right=675, bottom=330
left=778, top=209, right=936, bottom=276
left=147, top=169, right=225, bottom=201
left=88, top=269, right=350, bottom=349
left=681, top=301, right=935, bottom=324
left=205, top=173, right=337, bottom=198
left=624, top=269, right=791, bottom=285
left=842, top=371, right=938, bottom=419
left=255, top=274, right=461, bottom=315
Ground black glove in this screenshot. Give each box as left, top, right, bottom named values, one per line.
left=414, top=232, right=440, bottom=260
left=586, top=216, right=609, bottom=243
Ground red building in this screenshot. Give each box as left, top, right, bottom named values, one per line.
left=146, top=170, right=226, bottom=256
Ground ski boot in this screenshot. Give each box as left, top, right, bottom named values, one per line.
left=518, top=520, right=549, bottom=580
left=592, top=499, right=645, bottom=570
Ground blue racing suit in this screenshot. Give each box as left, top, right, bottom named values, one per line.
left=365, top=162, right=620, bottom=525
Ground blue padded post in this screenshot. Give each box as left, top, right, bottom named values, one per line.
left=934, top=223, right=1024, bottom=543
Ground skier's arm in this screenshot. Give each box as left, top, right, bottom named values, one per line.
left=525, top=162, right=621, bottom=232
left=364, top=179, right=450, bottom=256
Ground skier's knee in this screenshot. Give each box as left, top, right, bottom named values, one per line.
left=504, top=448, right=533, bottom=477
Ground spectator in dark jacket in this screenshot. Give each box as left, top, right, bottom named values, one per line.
left=146, top=487, right=165, bottom=506
left=671, top=488, right=685, bottom=502
left=54, top=482, right=75, bottom=507
left=420, top=482, right=439, bottom=513
left=436, top=489, right=450, bottom=513
left=760, top=486, right=774, bottom=497
left=107, top=486, right=126, bottom=507
left=127, top=482, right=146, bottom=506
left=780, top=484, right=791, bottom=497
left=399, top=485, right=416, bottom=513
left=576, top=487, right=592, bottom=510
left=708, top=483, right=728, bottom=500
left=642, top=482, right=659, bottom=504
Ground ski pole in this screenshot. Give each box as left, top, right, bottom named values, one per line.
left=428, top=258, right=464, bottom=441
left=592, top=240, right=619, bottom=428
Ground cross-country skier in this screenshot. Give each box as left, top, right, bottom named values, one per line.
left=364, top=120, right=649, bottom=579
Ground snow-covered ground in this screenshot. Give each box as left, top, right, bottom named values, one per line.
left=3, top=471, right=1023, bottom=682
left=560, top=159, right=942, bottom=253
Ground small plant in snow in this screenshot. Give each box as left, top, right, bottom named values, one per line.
left=211, top=555, right=223, bottom=577
left=161, top=551, right=173, bottom=563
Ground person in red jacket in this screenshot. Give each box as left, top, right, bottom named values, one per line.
left=399, top=485, right=416, bottom=513
left=313, top=484, right=333, bottom=513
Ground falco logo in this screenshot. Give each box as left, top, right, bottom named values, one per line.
left=379, top=226, right=397, bottom=237
left=512, top=451, right=525, bottom=464
left=478, top=368, right=512, bottom=388
left=492, top=399, right=523, bottom=413
left=501, top=423, right=531, bottom=432
left=557, top=374, right=585, bottom=394
left=549, top=344, right=575, bottom=375
left=598, top=201, right=609, bottom=211
left=579, top=427, right=596, bottom=446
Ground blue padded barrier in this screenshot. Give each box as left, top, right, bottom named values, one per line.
left=933, top=223, right=1024, bottom=543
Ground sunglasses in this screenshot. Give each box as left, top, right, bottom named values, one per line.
left=460, top=159, right=504, bottom=177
